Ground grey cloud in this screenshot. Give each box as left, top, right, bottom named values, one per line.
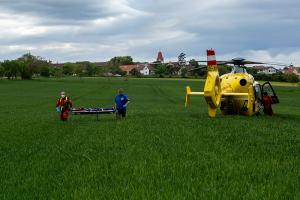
left=0, top=0, right=300, bottom=64
left=0, top=0, right=137, bottom=25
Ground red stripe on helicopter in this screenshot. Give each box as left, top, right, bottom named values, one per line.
left=207, top=60, right=217, bottom=65
left=207, top=49, right=217, bottom=66
left=207, top=49, right=215, bottom=56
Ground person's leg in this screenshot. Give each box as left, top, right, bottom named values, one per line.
left=263, top=108, right=266, bottom=115
left=269, top=108, right=274, bottom=116
left=116, top=109, right=122, bottom=119
left=61, top=109, right=68, bottom=121
left=265, top=108, right=272, bottom=116
left=122, top=109, right=126, bottom=118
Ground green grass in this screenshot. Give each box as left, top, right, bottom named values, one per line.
left=0, top=77, right=299, bottom=199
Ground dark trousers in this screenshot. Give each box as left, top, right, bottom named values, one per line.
left=60, top=109, right=70, bottom=121
left=116, top=108, right=126, bottom=118
left=263, top=107, right=273, bottom=116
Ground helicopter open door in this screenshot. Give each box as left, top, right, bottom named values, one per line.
left=261, top=82, right=279, bottom=104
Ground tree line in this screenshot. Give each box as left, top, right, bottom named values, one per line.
left=245, top=67, right=299, bottom=83
left=0, top=54, right=133, bottom=79
left=0, top=53, right=298, bottom=83
left=0, top=53, right=51, bottom=80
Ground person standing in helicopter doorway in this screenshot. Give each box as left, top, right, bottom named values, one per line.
left=115, top=88, right=130, bottom=119
left=262, top=92, right=273, bottom=116
left=56, top=91, right=73, bottom=121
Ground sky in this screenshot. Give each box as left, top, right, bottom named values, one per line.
left=0, top=0, right=300, bottom=65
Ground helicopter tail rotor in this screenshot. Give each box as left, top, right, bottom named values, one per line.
left=204, top=49, right=221, bottom=117
left=184, top=50, right=221, bottom=117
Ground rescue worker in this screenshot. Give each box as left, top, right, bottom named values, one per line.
left=115, top=88, right=130, bottom=119
left=56, top=91, right=73, bottom=121
left=262, top=92, right=273, bottom=116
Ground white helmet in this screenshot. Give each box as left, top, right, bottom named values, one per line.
left=60, top=91, right=66, bottom=98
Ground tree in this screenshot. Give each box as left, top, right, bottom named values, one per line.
left=62, top=63, right=74, bottom=75
left=130, top=68, right=142, bottom=77
left=18, top=53, right=50, bottom=78
left=254, top=73, right=271, bottom=81
left=166, top=63, right=177, bottom=75
left=181, top=67, right=188, bottom=78
left=218, top=65, right=231, bottom=75
left=271, top=72, right=285, bottom=82
left=53, top=67, right=63, bottom=78
left=109, top=65, right=126, bottom=75
left=85, top=62, right=96, bottom=76
left=189, top=59, right=199, bottom=68
left=0, top=64, right=4, bottom=78
left=96, top=66, right=110, bottom=76
left=178, top=53, right=186, bottom=67
left=40, top=66, right=50, bottom=77
left=17, top=60, right=32, bottom=80
left=108, top=56, right=133, bottom=68
left=74, top=64, right=85, bottom=77
left=189, top=59, right=200, bottom=76
left=283, top=73, right=299, bottom=83
left=155, top=64, right=167, bottom=78
left=245, top=67, right=257, bottom=76
left=2, top=60, right=19, bottom=79
left=2, top=61, right=12, bottom=79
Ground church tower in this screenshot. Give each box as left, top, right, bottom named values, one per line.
left=156, top=51, right=164, bottom=63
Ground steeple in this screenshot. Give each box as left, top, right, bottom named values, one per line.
left=156, top=51, right=164, bottom=63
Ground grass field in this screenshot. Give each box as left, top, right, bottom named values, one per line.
left=0, top=77, right=299, bottom=199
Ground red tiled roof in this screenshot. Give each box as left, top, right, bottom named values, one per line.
left=282, top=66, right=300, bottom=75
left=119, top=65, right=137, bottom=72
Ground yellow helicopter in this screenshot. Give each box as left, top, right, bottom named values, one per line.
left=185, top=49, right=279, bottom=117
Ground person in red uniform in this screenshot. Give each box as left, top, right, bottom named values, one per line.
left=56, top=91, right=73, bottom=121
left=262, top=92, right=273, bottom=116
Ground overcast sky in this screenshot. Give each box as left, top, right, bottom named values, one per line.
left=0, top=0, right=300, bottom=65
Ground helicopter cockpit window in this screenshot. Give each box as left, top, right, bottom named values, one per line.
left=254, top=83, right=262, bottom=101
left=232, top=65, right=247, bottom=73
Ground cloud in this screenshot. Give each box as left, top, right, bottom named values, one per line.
left=0, top=0, right=300, bottom=65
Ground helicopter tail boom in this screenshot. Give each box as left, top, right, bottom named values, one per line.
left=185, top=86, right=204, bottom=107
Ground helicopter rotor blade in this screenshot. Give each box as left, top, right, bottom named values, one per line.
left=254, top=62, right=287, bottom=67
left=195, top=60, right=229, bottom=65
left=187, top=66, right=207, bottom=72
left=150, top=58, right=288, bottom=67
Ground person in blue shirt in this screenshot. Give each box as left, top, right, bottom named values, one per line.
left=115, top=88, right=130, bottom=119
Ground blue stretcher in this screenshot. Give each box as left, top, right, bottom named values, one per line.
left=71, top=107, right=116, bottom=120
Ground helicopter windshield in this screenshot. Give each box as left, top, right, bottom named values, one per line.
left=232, top=65, right=247, bottom=73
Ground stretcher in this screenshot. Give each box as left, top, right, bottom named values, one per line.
left=71, top=107, right=116, bottom=120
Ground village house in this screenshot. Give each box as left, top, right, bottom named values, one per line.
left=136, top=64, right=151, bottom=75
left=253, top=66, right=280, bottom=74
left=119, top=64, right=137, bottom=75
left=119, top=63, right=155, bottom=76
left=282, top=65, right=300, bottom=77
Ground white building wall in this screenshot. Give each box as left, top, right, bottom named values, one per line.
left=140, top=65, right=150, bottom=76
left=139, top=66, right=150, bottom=75
left=257, top=67, right=278, bottom=74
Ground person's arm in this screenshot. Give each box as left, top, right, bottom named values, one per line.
left=56, top=99, right=60, bottom=112
left=69, top=99, right=73, bottom=107
left=123, top=96, right=130, bottom=107
left=56, top=99, right=60, bottom=107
